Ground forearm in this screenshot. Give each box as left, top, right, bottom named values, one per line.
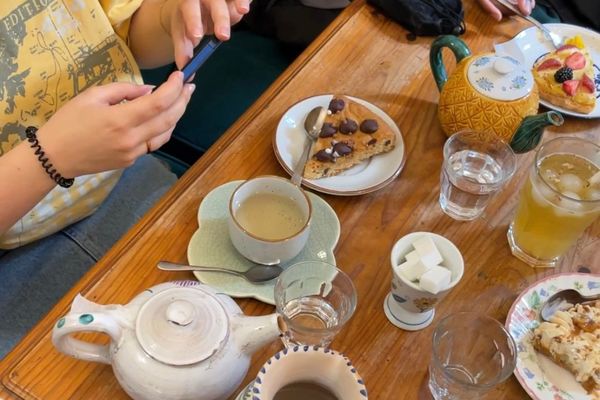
left=0, top=141, right=56, bottom=235
left=129, top=0, right=176, bottom=69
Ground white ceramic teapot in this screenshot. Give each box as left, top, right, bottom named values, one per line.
left=52, top=281, right=280, bottom=400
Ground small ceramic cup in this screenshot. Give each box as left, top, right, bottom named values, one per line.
left=250, top=346, right=368, bottom=399
left=383, top=232, right=464, bottom=331
left=228, top=176, right=312, bottom=265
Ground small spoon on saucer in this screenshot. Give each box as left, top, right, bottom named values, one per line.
left=540, top=289, right=600, bottom=322
left=157, top=261, right=284, bottom=283
left=290, top=106, right=327, bottom=186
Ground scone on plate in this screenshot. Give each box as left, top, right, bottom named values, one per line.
left=303, top=95, right=396, bottom=180
left=532, top=35, right=596, bottom=114
left=532, top=300, right=600, bottom=396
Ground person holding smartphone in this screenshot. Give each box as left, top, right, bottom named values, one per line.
left=0, top=0, right=248, bottom=358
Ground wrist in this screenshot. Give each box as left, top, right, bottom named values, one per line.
left=35, top=125, right=77, bottom=181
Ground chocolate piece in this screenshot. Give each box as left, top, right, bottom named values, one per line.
left=328, top=98, right=345, bottom=114
left=367, top=138, right=377, bottom=146
left=319, top=123, right=337, bottom=138
left=384, top=140, right=391, bottom=146
left=339, top=118, right=358, bottom=134
left=332, top=142, right=353, bottom=157
left=314, top=149, right=335, bottom=162
left=360, top=119, right=378, bottom=134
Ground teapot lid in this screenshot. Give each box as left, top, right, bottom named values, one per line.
left=135, top=286, right=229, bottom=366
left=467, top=54, right=533, bottom=101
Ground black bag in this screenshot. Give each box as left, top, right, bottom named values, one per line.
left=367, top=0, right=465, bottom=37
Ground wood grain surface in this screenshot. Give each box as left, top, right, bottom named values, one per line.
left=1, top=0, right=598, bottom=399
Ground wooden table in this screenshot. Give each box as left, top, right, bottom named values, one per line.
left=1, top=1, right=598, bottom=398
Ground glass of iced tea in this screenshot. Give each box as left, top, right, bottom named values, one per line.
left=508, top=137, right=600, bottom=267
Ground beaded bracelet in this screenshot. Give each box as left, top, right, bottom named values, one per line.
left=25, top=126, right=74, bottom=188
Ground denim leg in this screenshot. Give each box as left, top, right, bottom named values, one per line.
left=0, top=155, right=176, bottom=359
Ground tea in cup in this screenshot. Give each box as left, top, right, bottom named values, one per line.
left=228, top=176, right=312, bottom=265
left=384, top=232, right=464, bottom=331
left=251, top=346, right=368, bottom=399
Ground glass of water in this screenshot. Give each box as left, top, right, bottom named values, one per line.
left=439, top=131, right=516, bottom=220
left=429, top=312, right=517, bottom=400
left=274, top=261, right=357, bottom=347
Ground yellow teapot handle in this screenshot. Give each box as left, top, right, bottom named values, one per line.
left=430, top=35, right=471, bottom=91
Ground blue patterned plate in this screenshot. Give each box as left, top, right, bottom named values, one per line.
left=506, top=273, right=600, bottom=399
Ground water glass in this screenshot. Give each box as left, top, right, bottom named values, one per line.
left=439, top=131, right=516, bottom=220
left=274, top=261, right=357, bottom=347
left=508, top=137, right=600, bottom=268
left=428, top=312, right=517, bottom=400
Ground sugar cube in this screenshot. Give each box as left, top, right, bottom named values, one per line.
left=419, top=266, right=452, bottom=295
left=412, top=236, right=443, bottom=268
left=404, top=250, right=419, bottom=263
left=398, top=257, right=431, bottom=282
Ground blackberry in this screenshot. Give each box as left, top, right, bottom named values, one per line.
left=554, top=67, right=573, bottom=83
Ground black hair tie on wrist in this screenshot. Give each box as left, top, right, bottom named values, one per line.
left=25, top=126, right=74, bottom=188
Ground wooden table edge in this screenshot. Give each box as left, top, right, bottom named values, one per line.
left=0, top=1, right=366, bottom=397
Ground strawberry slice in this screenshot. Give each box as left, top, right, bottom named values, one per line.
left=562, top=80, right=580, bottom=96
left=537, top=58, right=562, bottom=71
left=557, top=44, right=577, bottom=52
left=565, top=52, right=586, bottom=70
left=581, top=74, right=596, bottom=93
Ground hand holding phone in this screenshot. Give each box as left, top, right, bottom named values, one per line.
left=180, top=35, right=222, bottom=83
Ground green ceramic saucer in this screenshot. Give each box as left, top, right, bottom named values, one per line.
left=187, top=180, right=340, bottom=305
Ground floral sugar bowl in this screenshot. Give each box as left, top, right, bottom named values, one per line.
left=430, top=35, right=563, bottom=153
left=52, top=281, right=280, bottom=400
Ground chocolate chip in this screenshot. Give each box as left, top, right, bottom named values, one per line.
left=577, top=265, right=591, bottom=273
left=384, top=140, right=391, bottom=146
left=360, top=119, right=378, bottom=134
left=332, top=142, right=353, bottom=157
left=367, top=138, right=377, bottom=146
left=323, top=168, right=330, bottom=175
left=314, top=149, right=335, bottom=162
left=328, top=98, right=345, bottom=114
left=319, top=123, right=337, bottom=138
left=339, top=118, right=358, bottom=134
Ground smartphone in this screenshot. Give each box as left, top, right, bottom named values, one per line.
left=180, top=35, right=222, bottom=83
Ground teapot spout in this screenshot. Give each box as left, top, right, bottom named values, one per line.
left=510, top=111, right=564, bottom=154
left=231, top=314, right=280, bottom=356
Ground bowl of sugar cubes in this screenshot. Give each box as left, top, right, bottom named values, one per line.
left=383, top=232, right=464, bottom=331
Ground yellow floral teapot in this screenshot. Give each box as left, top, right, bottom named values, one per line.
left=430, top=35, right=563, bottom=153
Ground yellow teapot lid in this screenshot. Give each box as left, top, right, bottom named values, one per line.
left=467, top=54, right=534, bottom=101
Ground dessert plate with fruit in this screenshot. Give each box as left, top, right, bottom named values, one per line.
left=506, top=273, right=600, bottom=400
left=273, top=94, right=406, bottom=196
left=495, top=24, right=600, bottom=118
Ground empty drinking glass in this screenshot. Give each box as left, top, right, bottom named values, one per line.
left=439, top=131, right=516, bottom=220
left=274, top=261, right=357, bottom=347
left=428, top=312, right=517, bottom=400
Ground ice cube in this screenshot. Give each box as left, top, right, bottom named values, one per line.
left=554, top=191, right=584, bottom=217
left=412, top=236, right=443, bottom=268
left=584, top=188, right=600, bottom=201
left=419, top=266, right=452, bottom=295
left=557, top=173, right=585, bottom=194
left=399, top=257, right=431, bottom=282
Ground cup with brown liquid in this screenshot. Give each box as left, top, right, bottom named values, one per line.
left=251, top=346, right=368, bottom=399
left=228, top=176, right=312, bottom=265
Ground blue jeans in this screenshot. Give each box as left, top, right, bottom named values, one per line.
left=0, top=155, right=176, bottom=359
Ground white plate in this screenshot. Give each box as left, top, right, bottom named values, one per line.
left=506, top=272, right=600, bottom=399
left=273, top=94, right=406, bottom=195
left=187, top=181, right=340, bottom=305
left=496, top=23, right=600, bottom=118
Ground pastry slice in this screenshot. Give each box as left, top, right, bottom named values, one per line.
left=532, top=35, right=597, bottom=114
left=303, top=95, right=396, bottom=180
left=532, top=301, right=600, bottom=395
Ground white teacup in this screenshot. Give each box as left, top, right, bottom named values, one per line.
left=383, top=232, right=464, bottom=331
left=228, top=176, right=312, bottom=265
left=251, top=346, right=368, bottom=399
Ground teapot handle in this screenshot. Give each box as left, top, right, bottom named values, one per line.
left=52, top=311, right=123, bottom=365
left=430, top=35, right=471, bottom=92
